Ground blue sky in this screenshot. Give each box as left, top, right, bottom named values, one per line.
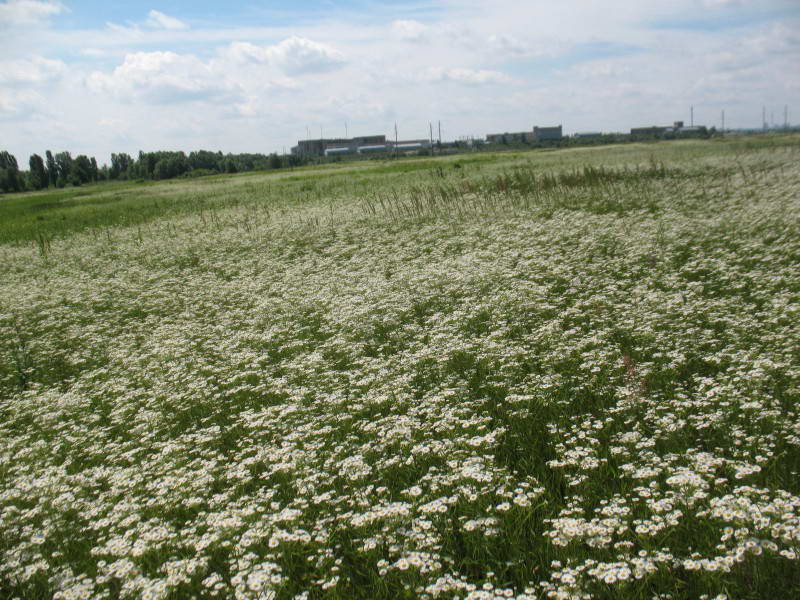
left=1, top=0, right=798, bottom=164
left=54, top=1, right=439, bottom=29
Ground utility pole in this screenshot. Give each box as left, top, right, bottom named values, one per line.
left=721, top=110, right=725, bottom=134
left=429, top=122, right=434, bottom=154
left=785, top=105, right=789, bottom=129
left=394, top=122, right=398, bottom=159
left=763, top=106, right=767, bottom=131
left=438, top=120, right=442, bottom=146
left=690, top=105, right=694, bottom=127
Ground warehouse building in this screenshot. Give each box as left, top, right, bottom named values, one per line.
left=292, top=135, right=387, bottom=157
left=293, top=135, right=431, bottom=157
left=487, top=125, right=563, bottom=144
left=631, top=121, right=708, bottom=138
left=631, top=126, right=668, bottom=137
left=486, top=131, right=534, bottom=144
left=533, top=125, right=562, bottom=141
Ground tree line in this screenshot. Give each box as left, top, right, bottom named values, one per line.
left=0, top=149, right=306, bottom=194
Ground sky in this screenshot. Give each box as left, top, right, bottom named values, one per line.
left=1, top=0, right=798, bottom=165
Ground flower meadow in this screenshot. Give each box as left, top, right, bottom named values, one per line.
left=1, top=137, right=800, bottom=599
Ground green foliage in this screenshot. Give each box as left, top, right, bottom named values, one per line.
left=0, top=151, right=21, bottom=193
left=28, top=154, right=48, bottom=190
left=54, top=151, right=73, bottom=187
left=110, top=152, right=133, bottom=180
left=45, top=150, right=57, bottom=187
left=72, top=155, right=93, bottom=186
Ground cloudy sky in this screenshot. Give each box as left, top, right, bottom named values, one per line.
left=1, top=0, right=798, bottom=164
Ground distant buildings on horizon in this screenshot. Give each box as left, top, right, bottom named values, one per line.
left=290, top=117, right=796, bottom=157
left=291, top=135, right=432, bottom=158
left=292, top=124, right=565, bottom=157
left=486, top=125, right=563, bottom=144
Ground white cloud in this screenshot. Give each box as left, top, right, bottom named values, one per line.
left=104, top=20, right=144, bottom=38
left=79, top=48, right=107, bottom=58
left=698, top=21, right=799, bottom=78
left=224, top=37, right=346, bottom=75
left=87, top=51, right=237, bottom=105
left=744, top=21, right=800, bottom=56
left=391, top=19, right=429, bottom=41
left=0, top=56, right=65, bottom=85
left=270, top=37, right=346, bottom=74
left=0, top=0, right=63, bottom=26
left=0, top=88, right=47, bottom=120
left=390, top=19, right=480, bottom=50
left=224, top=41, right=269, bottom=63
left=146, top=9, right=188, bottom=30
left=701, top=0, right=745, bottom=7
left=98, top=117, right=125, bottom=128
left=487, top=34, right=530, bottom=57
left=424, top=67, right=513, bottom=85
left=572, top=60, right=633, bottom=80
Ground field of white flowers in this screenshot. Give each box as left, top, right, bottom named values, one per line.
left=1, top=137, right=799, bottom=599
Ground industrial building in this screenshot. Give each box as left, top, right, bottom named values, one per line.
left=631, top=126, right=668, bottom=137
left=533, top=125, right=562, bottom=141
left=292, top=135, right=386, bottom=157
left=486, top=131, right=534, bottom=144
left=291, top=135, right=431, bottom=157
left=486, top=125, right=563, bottom=144
left=631, top=121, right=707, bottom=137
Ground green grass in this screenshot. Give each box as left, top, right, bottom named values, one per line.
left=3, top=134, right=797, bottom=247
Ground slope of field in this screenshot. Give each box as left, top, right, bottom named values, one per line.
left=1, top=136, right=799, bottom=599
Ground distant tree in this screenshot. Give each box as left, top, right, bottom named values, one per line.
left=0, top=151, right=21, bottom=192
left=153, top=159, right=170, bottom=180
left=54, top=151, right=73, bottom=187
left=173, top=152, right=189, bottom=177
left=90, top=157, right=99, bottom=182
left=20, top=170, right=36, bottom=191
left=224, top=158, right=237, bottom=174
left=73, top=155, right=92, bottom=185
left=109, top=154, right=120, bottom=179
left=135, top=151, right=153, bottom=179
left=110, top=153, right=133, bottom=180
left=45, top=150, right=57, bottom=187
left=29, top=154, right=48, bottom=190
left=189, top=150, right=221, bottom=171
left=0, top=151, right=19, bottom=171
left=268, top=153, right=283, bottom=169
left=287, top=153, right=304, bottom=168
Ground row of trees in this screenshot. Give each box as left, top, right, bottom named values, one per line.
left=119, top=150, right=302, bottom=180
left=1, top=150, right=101, bottom=193
left=0, top=149, right=307, bottom=194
